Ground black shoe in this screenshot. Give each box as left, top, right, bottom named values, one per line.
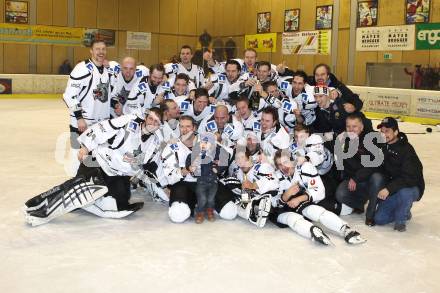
left=353, top=208, right=364, bottom=214
left=365, top=218, right=375, bottom=226
left=394, top=223, right=406, bottom=232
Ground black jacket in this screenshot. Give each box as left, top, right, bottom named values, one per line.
left=339, top=130, right=382, bottom=183
left=381, top=133, right=425, bottom=200
left=311, top=98, right=373, bottom=135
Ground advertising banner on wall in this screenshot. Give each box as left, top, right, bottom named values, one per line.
left=83, top=29, right=115, bottom=47
left=362, top=92, right=412, bottom=116
left=356, top=25, right=415, bottom=51
left=244, top=33, right=277, bottom=52
left=416, top=23, right=440, bottom=50
left=282, top=30, right=331, bottom=55
left=413, top=92, right=440, bottom=119
left=0, top=23, right=85, bottom=46
left=126, top=32, right=151, bottom=50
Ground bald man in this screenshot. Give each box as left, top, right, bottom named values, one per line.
left=110, top=56, right=149, bottom=117
left=198, top=103, right=244, bottom=148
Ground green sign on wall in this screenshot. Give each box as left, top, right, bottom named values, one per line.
left=416, top=23, right=440, bottom=50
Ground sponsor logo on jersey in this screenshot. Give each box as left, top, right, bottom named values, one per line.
left=210, top=105, right=216, bottom=113
left=253, top=121, right=261, bottom=132
left=180, top=101, right=190, bottom=111
left=138, top=82, right=148, bottom=92
left=206, top=121, right=218, bottom=132
left=310, top=178, right=316, bottom=186
left=282, top=101, right=293, bottom=113
left=135, top=69, right=143, bottom=78
left=254, top=163, right=261, bottom=172
left=98, top=123, right=106, bottom=133
left=280, top=81, right=289, bottom=90
left=114, top=65, right=121, bottom=74
left=301, top=93, right=308, bottom=102
left=128, top=121, right=138, bottom=133
left=161, top=82, right=171, bottom=92
left=71, top=83, right=81, bottom=88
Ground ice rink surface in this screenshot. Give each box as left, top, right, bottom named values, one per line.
left=0, top=99, right=439, bottom=293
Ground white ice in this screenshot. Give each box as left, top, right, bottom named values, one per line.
left=0, top=99, right=439, bottom=293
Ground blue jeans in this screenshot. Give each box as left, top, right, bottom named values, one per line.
left=195, top=181, right=218, bottom=213
left=374, top=186, right=420, bottom=226
left=335, top=172, right=385, bottom=220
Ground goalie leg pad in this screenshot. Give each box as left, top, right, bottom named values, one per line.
left=81, top=196, right=144, bottom=218
left=168, top=202, right=191, bottom=223
left=218, top=201, right=238, bottom=220
left=25, top=178, right=108, bottom=226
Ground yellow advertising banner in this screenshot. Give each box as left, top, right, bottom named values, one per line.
left=244, top=33, right=277, bottom=53
left=0, top=23, right=85, bottom=46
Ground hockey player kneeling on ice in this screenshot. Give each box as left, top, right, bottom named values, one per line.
left=271, top=150, right=366, bottom=245
left=23, top=108, right=164, bottom=226
left=162, top=116, right=237, bottom=223
left=229, top=151, right=278, bottom=228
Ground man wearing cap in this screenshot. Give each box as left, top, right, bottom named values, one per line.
left=375, top=117, right=425, bottom=232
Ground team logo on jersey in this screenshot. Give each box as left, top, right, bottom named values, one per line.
left=180, top=101, right=190, bottom=112
left=253, top=121, right=261, bottom=132
left=282, top=101, right=293, bottom=113
left=170, top=143, right=179, bottom=151
left=138, top=82, right=148, bottom=93
left=135, top=69, right=143, bottom=78
left=206, top=121, right=218, bottom=133
left=162, top=82, right=171, bottom=92
left=218, top=74, right=226, bottom=83
left=254, top=163, right=261, bottom=172
left=128, top=121, right=138, bottom=133
left=93, top=81, right=109, bottom=102
left=290, top=143, right=298, bottom=152
left=86, top=63, right=94, bottom=72
left=223, top=123, right=234, bottom=138
left=301, top=93, right=308, bottom=103
left=172, top=63, right=179, bottom=73
left=114, top=65, right=121, bottom=74
left=209, top=105, right=216, bottom=113
left=280, top=81, right=289, bottom=90
left=310, top=178, right=316, bottom=186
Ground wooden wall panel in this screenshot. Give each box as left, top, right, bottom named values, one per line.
left=3, top=44, right=30, bottom=73
left=338, top=0, right=350, bottom=29
left=37, top=0, right=53, bottom=25
left=178, top=0, right=197, bottom=35
left=37, top=45, right=52, bottom=73
left=402, top=51, right=430, bottom=67
left=74, top=0, right=97, bottom=28
left=377, top=51, right=403, bottom=63
left=336, top=29, right=349, bottom=83
left=377, top=0, right=404, bottom=26
left=138, top=34, right=159, bottom=66
left=118, top=0, right=139, bottom=31
left=52, top=46, right=69, bottom=73
left=196, top=0, right=215, bottom=35
left=354, top=51, right=377, bottom=85
left=243, top=0, right=258, bottom=35
left=432, top=0, right=440, bottom=22
left=300, top=0, right=317, bottom=31
left=140, top=0, right=160, bottom=33
left=98, top=0, right=118, bottom=30
left=158, top=35, right=178, bottom=63
left=159, top=0, right=178, bottom=34
left=52, top=0, right=68, bottom=26
left=271, top=0, right=284, bottom=33
left=73, top=47, right=91, bottom=64
left=117, top=31, right=138, bottom=60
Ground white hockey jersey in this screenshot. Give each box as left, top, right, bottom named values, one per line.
left=279, top=81, right=317, bottom=126
left=164, top=62, right=205, bottom=88
left=275, top=161, right=325, bottom=204
left=63, top=59, right=111, bottom=128
left=198, top=114, right=244, bottom=148
left=302, top=134, right=333, bottom=175
left=161, top=139, right=197, bottom=185
left=174, top=95, right=216, bottom=124
left=123, top=76, right=164, bottom=115
left=208, top=73, right=242, bottom=103
left=257, top=125, right=291, bottom=164
left=229, top=162, right=279, bottom=195
left=77, top=114, right=164, bottom=177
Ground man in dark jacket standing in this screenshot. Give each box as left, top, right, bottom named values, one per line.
left=375, top=117, right=425, bottom=232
